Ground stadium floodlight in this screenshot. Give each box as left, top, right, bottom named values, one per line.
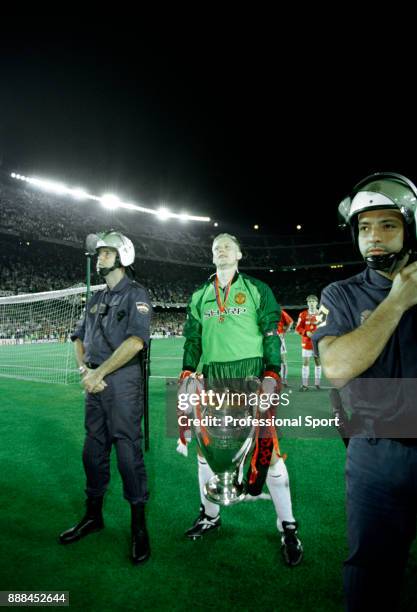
left=70, top=188, right=89, bottom=200
left=296, top=224, right=302, bottom=230
left=27, top=177, right=69, bottom=196
left=10, top=171, right=211, bottom=222
left=214, top=222, right=219, bottom=227
left=254, top=224, right=259, bottom=230
left=157, top=206, right=171, bottom=221
left=100, top=193, right=121, bottom=210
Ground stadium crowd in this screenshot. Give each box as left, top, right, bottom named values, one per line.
left=0, top=233, right=359, bottom=300
left=0, top=175, right=359, bottom=270
left=0, top=239, right=354, bottom=306
left=0, top=179, right=208, bottom=249
left=0, top=174, right=363, bottom=338
left=151, top=312, right=186, bottom=337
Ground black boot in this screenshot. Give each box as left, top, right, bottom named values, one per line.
left=59, top=497, right=104, bottom=545
left=131, top=502, right=150, bottom=565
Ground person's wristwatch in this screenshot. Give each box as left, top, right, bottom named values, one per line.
left=79, top=365, right=88, bottom=376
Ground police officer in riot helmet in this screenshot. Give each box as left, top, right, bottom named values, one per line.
left=59, top=231, right=152, bottom=565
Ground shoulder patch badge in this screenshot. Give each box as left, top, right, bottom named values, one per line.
left=315, top=304, right=329, bottom=328
left=235, top=292, right=246, bottom=305
left=136, top=302, right=150, bottom=315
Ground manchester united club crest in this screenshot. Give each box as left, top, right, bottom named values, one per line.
left=234, top=292, right=246, bottom=305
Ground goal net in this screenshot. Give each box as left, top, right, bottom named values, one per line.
left=0, top=284, right=105, bottom=384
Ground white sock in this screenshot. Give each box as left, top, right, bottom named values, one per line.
left=281, top=362, right=288, bottom=382
left=302, top=366, right=309, bottom=387
left=266, top=459, right=295, bottom=532
left=198, top=456, right=220, bottom=518
left=315, top=366, right=322, bottom=385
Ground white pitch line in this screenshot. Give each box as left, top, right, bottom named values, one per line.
left=0, top=364, right=75, bottom=373
left=150, top=375, right=177, bottom=379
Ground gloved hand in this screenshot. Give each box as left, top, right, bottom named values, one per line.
left=177, top=370, right=194, bottom=414
left=176, top=371, right=204, bottom=457
left=258, top=370, right=281, bottom=412
left=176, top=431, right=192, bottom=457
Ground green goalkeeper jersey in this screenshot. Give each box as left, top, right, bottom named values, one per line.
left=182, top=272, right=281, bottom=375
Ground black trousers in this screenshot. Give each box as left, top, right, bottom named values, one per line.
left=344, top=438, right=417, bottom=611
left=82, top=363, right=149, bottom=504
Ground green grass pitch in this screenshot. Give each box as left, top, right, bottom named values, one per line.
left=0, top=335, right=416, bottom=611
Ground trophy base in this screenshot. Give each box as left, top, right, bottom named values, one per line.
left=204, top=473, right=247, bottom=506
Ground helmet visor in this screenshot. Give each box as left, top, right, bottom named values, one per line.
left=85, top=232, right=125, bottom=255
left=339, top=178, right=417, bottom=224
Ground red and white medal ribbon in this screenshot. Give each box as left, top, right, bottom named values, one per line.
left=214, top=275, right=232, bottom=323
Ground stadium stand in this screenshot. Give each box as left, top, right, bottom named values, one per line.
left=0, top=170, right=364, bottom=336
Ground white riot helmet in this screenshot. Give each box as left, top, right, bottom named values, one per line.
left=86, top=230, right=135, bottom=277
left=338, top=172, right=417, bottom=272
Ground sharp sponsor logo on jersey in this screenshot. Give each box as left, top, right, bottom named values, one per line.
left=315, top=304, right=329, bottom=328
left=234, top=292, right=246, bottom=305
left=360, top=309, right=373, bottom=325
left=204, top=307, right=247, bottom=319
left=136, top=302, right=150, bottom=314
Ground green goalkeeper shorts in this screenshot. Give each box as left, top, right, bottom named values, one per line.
left=202, top=356, right=264, bottom=390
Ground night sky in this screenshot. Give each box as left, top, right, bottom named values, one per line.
left=1, top=35, right=414, bottom=238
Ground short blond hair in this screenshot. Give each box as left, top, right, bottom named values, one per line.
left=212, top=233, right=242, bottom=252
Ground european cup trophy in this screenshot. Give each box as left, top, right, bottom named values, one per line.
left=187, top=376, right=261, bottom=506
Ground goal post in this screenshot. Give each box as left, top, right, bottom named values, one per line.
left=0, top=284, right=105, bottom=384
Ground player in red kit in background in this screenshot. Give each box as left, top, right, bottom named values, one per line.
left=296, top=295, right=322, bottom=391
left=278, top=309, right=293, bottom=387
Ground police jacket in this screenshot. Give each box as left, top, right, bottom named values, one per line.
left=72, top=275, right=152, bottom=366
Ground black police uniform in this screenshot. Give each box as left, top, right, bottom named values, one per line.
left=72, top=275, right=152, bottom=505
left=313, top=267, right=417, bottom=611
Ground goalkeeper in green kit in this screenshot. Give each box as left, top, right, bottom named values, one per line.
left=177, top=233, right=303, bottom=566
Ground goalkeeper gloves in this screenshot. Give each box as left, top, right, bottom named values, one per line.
left=259, top=370, right=281, bottom=412
left=176, top=430, right=191, bottom=457
left=177, top=370, right=193, bottom=413
left=176, top=370, right=204, bottom=457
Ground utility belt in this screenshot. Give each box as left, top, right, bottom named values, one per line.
left=85, top=356, right=140, bottom=371
left=350, top=415, right=417, bottom=446
left=390, top=438, right=417, bottom=447
left=330, top=389, right=417, bottom=448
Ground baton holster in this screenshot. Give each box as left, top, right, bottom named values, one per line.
left=329, top=388, right=351, bottom=448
